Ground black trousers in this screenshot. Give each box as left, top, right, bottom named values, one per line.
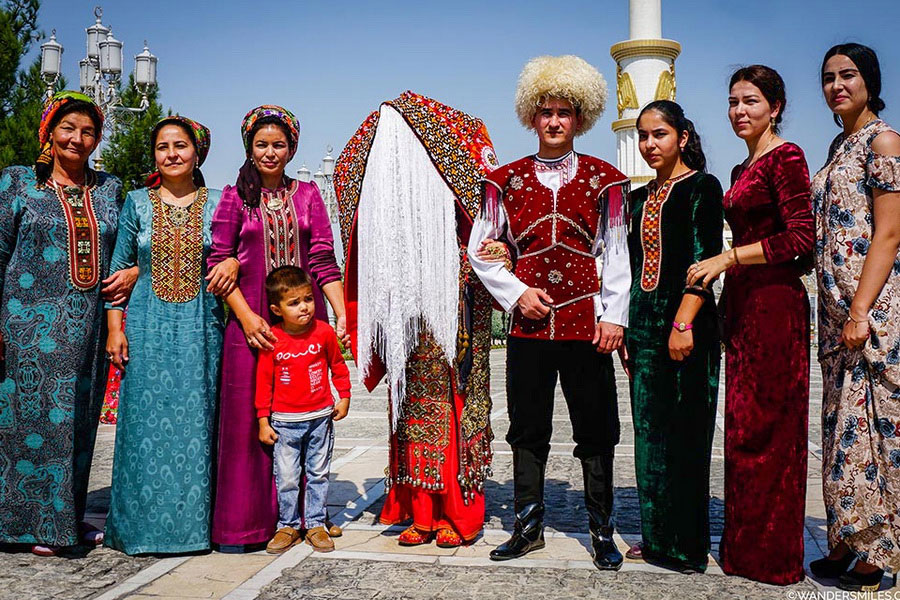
left=505, top=336, right=620, bottom=461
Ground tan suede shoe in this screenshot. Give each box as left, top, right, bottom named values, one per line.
left=305, top=525, right=335, bottom=552
left=266, top=526, right=301, bottom=554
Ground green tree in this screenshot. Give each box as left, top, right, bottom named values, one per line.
left=0, top=0, right=39, bottom=116
left=100, top=73, right=163, bottom=193
left=0, top=0, right=47, bottom=170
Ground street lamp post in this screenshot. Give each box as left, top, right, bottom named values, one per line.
left=40, top=6, right=158, bottom=169
left=305, top=145, right=339, bottom=225
left=299, top=146, right=342, bottom=324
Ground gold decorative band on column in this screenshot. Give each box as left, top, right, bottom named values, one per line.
left=610, top=38, right=681, bottom=62
left=629, top=175, right=654, bottom=185
left=612, top=118, right=637, bottom=132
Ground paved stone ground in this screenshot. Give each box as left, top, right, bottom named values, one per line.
left=2, top=348, right=893, bottom=599
left=256, top=559, right=803, bottom=600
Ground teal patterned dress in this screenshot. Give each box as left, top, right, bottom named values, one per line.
left=104, top=187, right=224, bottom=555
left=0, top=165, right=122, bottom=547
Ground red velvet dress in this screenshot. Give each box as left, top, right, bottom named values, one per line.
left=720, top=143, right=813, bottom=585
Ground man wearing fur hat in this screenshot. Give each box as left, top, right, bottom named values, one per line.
left=469, top=55, right=630, bottom=570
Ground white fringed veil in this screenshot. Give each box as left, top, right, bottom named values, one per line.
left=355, top=105, right=460, bottom=431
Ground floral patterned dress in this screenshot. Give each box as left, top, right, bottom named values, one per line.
left=813, top=119, right=900, bottom=571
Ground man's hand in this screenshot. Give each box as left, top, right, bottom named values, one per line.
left=258, top=418, right=278, bottom=445
left=516, top=287, right=553, bottom=320
left=332, top=397, right=350, bottom=421
left=592, top=321, right=624, bottom=354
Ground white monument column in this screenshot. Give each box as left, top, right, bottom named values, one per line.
left=611, top=0, right=680, bottom=187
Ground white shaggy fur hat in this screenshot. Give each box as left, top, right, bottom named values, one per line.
left=515, top=55, right=608, bottom=136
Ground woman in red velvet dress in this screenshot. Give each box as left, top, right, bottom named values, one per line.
left=690, top=65, right=814, bottom=585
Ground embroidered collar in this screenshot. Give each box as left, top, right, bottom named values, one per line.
left=533, top=150, right=574, bottom=166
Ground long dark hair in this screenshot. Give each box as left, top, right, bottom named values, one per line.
left=35, top=100, right=104, bottom=185
left=821, top=43, right=885, bottom=128
left=638, top=100, right=707, bottom=173
left=729, top=65, right=787, bottom=135
left=150, top=119, right=206, bottom=188
left=236, top=116, right=295, bottom=209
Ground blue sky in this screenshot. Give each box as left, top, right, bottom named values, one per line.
left=30, top=0, right=900, bottom=189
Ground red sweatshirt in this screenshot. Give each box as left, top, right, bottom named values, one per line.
left=254, top=320, right=351, bottom=418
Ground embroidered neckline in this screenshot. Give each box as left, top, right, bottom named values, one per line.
left=639, top=170, right=696, bottom=292
left=534, top=150, right=574, bottom=165
left=150, top=187, right=208, bottom=303
left=261, top=184, right=302, bottom=274
left=262, top=179, right=298, bottom=212
left=158, top=190, right=200, bottom=228
left=51, top=178, right=101, bottom=291
left=41, top=168, right=98, bottom=192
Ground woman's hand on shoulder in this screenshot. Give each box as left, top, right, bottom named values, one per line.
left=206, top=257, right=240, bottom=296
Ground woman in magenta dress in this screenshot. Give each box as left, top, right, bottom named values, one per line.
left=690, top=65, right=814, bottom=585
left=207, top=105, right=347, bottom=548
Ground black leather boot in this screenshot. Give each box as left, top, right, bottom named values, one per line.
left=490, top=447, right=546, bottom=561
left=582, top=453, right=623, bottom=571
left=489, top=501, right=545, bottom=560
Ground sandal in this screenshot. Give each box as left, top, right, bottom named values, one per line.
left=626, top=542, right=644, bottom=560
left=31, top=544, right=61, bottom=557
left=398, top=526, right=434, bottom=546
left=79, top=522, right=104, bottom=546
left=436, top=528, right=463, bottom=548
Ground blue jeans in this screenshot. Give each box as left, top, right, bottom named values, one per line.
left=272, top=416, right=334, bottom=530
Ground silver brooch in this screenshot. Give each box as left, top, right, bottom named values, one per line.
left=589, top=176, right=601, bottom=189
left=548, top=270, right=563, bottom=284
left=510, top=175, right=524, bottom=190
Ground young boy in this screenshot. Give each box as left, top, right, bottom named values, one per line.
left=255, top=266, right=351, bottom=554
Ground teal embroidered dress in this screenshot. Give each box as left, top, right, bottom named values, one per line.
left=104, top=187, right=224, bottom=555
left=0, top=165, right=122, bottom=547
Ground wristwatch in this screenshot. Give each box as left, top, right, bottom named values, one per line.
left=672, top=321, right=693, bottom=332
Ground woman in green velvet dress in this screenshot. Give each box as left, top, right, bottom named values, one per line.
left=624, top=101, right=723, bottom=572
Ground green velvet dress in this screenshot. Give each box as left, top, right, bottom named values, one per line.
left=624, top=171, right=723, bottom=570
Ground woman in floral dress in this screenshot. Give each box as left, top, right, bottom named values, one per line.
left=811, top=43, right=900, bottom=593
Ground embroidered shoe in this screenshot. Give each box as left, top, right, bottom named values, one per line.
left=398, top=526, right=434, bottom=546
left=436, top=528, right=463, bottom=548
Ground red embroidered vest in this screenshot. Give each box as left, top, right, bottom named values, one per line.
left=485, top=155, right=628, bottom=340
